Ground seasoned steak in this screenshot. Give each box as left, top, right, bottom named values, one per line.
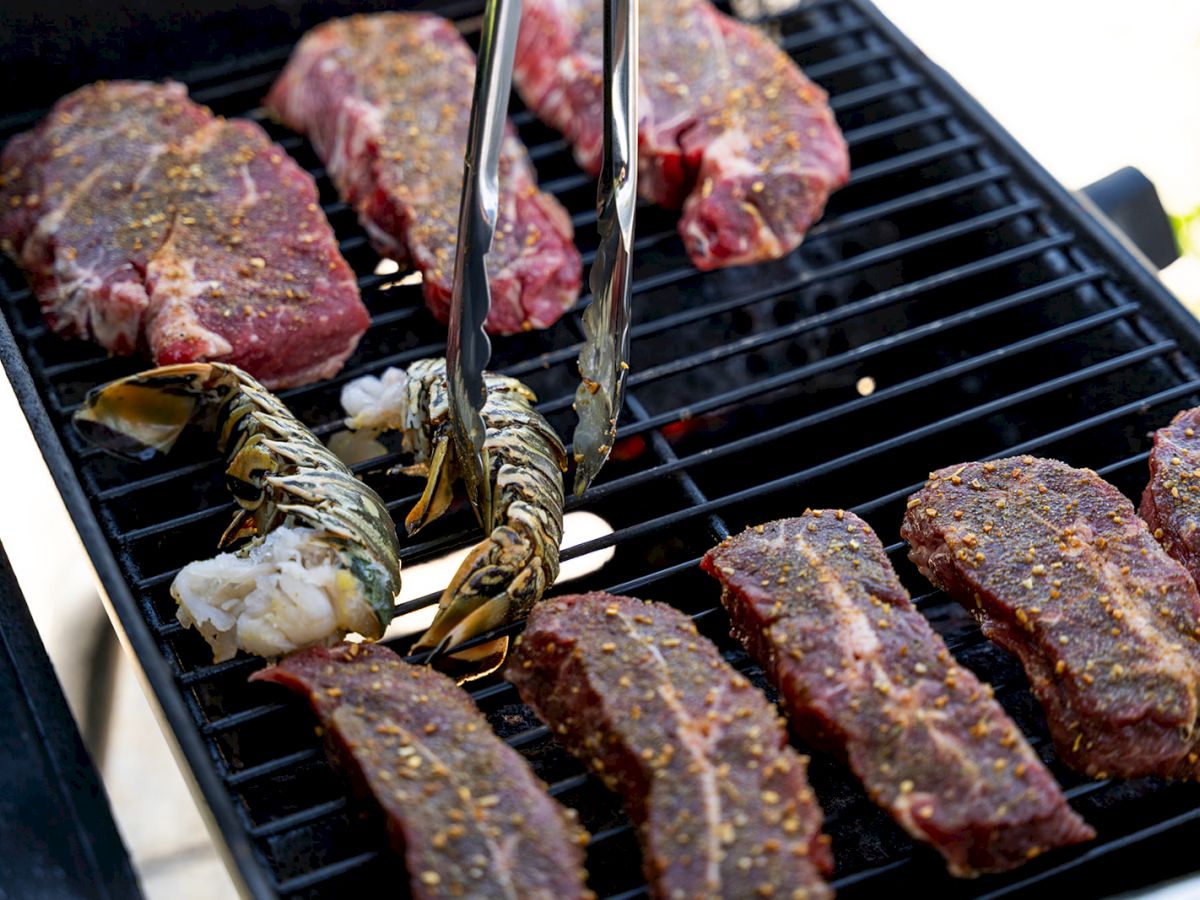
left=514, top=0, right=849, bottom=270
left=253, top=643, right=591, bottom=900
left=1141, top=407, right=1200, bottom=584
left=267, top=13, right=581, bottom=335
left=507, top=592, right=832, bottom=900
left=703, top=513, right=1093, bottom=876
left=903, top=455, right=1200, bottom=780
left=0, top=81, right=366, bottom=389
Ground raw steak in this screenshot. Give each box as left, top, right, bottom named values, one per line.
left=266, top=13, right=581, bottom=335
left=507, top=592, right=833, bottom=900
left=514, top=0, right=849, bottom=270
left=253, top=643, right=591, bottom=900
left=0, top=81, right=367, bottom=389
left=903, top=455, right=1200, bottom=780
left=1141, top=407, right=1200, bottom=584
left=703, top=513, right=1093, bottom=876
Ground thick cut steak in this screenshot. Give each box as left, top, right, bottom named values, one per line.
left=267, top=13, right=582, bottom=335
left=0, top=81, right=366, bottom=389
left=703, top=513, right=1093, bottom=876
left=903, top=456, right=1200, bottom=780
left=1141, top=407, right=1200, bottom=583
left=514, top=0, right=849, bottom=270
left=253, top=643, right=591, bottom=900
left=507, top=592, right=833, bottom=900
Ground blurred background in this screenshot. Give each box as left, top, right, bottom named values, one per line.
left=1, top=1, right=1198, bottom=897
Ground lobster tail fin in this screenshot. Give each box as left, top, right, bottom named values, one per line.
left=73, top=364, right=219, bottom=460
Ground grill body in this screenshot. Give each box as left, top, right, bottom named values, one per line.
left=3, top=1, right=1200, bottom=897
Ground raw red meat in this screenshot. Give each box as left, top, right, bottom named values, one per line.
left=0, top=81, right=367, bottom=389
left=703, top=513, right=1093, bottom=876
left=1141, top=407, right=1200, bottom=584
left=266, top=13, right=582, bottom=335
left=507, top=592, right=833, bottom=900
left=253, top=643, right=591, bottom=899
left=514, top=0, right=849, bottom=270
left=903, top=456, right=1200, bottom=780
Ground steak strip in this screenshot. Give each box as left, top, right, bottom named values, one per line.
left=0, top=81, right=366, bottom=389
left=514, top=0, right=849, bottom=270
left=703, top=512, right=1093, bottom=876
left=507, top=592, right=833, bottom=900
left=253, top=643, right=592, bottom=900
left=267, top=13, right=582, bottom=335
left=1141, top=406, right=1200, bottom=584
left=903, top=455, right=1200, bottom=780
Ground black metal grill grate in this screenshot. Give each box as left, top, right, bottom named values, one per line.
left=5, top=0, right=1200, bottom=896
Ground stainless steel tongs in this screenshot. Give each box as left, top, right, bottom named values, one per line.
left=445, top=0, right=523, bottom=524
left=572, top=0, right=639, bottom=496
left=447, top=0, right=639, bottom=524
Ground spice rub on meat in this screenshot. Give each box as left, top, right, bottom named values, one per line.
left=0, top=81, right=367, bottom=389
left=703, top=513, right=1093, bottom=876
left=514, top=0, right=849, bottom=270
left=1141, top=407, right=1200, bottom=584
left=903, top=455, right=1200, bottom=781
left=507, top=592, right=832, bottom=900
left=267, top=13, right=582, bottom=335
left=253, top=643, right=591, bottom=900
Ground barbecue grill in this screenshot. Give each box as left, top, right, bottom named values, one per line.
left=4, top=0, right=1200, bottom=896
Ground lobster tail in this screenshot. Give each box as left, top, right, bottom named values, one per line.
left=74, top=362, right=402, bottom=661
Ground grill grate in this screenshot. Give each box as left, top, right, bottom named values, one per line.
left=5, top=0, right=1200, bottom=896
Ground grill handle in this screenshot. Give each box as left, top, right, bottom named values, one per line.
left=1081, top=166, right=1179, bottom=271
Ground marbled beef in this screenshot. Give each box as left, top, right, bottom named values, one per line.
left=903, top=456, right=1200, bottom=780
left=703, top=512, right=1093, bottom=876
left=0, top=81, right=366, bottom=389
left=1141, top=407, right=1200, bottom=585
left=253, top=643, right=591, bottom=900
left=266, top=13, right=581, bottom=335
left=507, top=592, right=832, bottom=900
left=514, top=0, right=849, bottom=270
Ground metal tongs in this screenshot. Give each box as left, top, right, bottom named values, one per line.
left=571, top=0, right=639, bottom=496
left=447, top=0, right=639, bottom=523
left=445, top=0, right=521, bottom=524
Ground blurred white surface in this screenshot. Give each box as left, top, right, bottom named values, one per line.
left=0, top=3, right=1198, bottom=898
left=875, top=0, right=1200, bottom=308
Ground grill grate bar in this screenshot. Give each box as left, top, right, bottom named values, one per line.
left=200, top=703, right=288, bottom=737
left=271, top=851, right=381, bottom=895
left=839, top=102, right=952, bottom=144
left=249, top=799, right=350, bottom=841
left=178, top=655, right=259, bottom=687
left=799, top=44, right=896, bottom=81
left=224, top=748, right=321, bottom=787
left=828, top=74, right=923, bottom=112
left=974, top=806, right=1200, bottom=900
left=579, top=301, right=1142, bottom=505
left=845, top=134, right=984, bottom=187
